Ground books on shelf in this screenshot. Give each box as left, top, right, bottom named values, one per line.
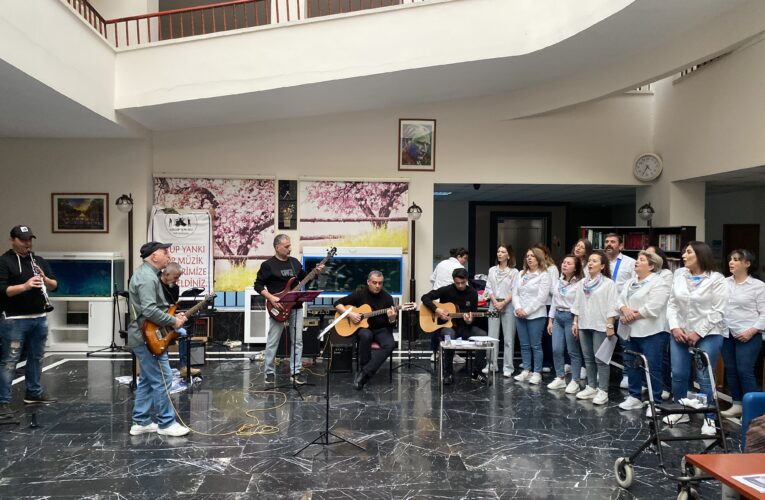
left=666, top=257, right=682, bottom=272
left=624, top=233, right=650, bottom=251
left=580, top=229, right=649, bottom=251
left=658, top=234, right=682, bottom=252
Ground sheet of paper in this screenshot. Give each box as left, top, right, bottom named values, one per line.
left=732, top=475, right=765, bottom=494
left=595, top=335, right=618, bottom=364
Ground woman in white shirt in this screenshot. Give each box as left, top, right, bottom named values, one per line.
left=646, top=245, right=674, bottom=399
left=617, top=251, right=671, bottom=412
left=572, top=238, right=593, bottom=270
left=720, top=249, right=765, bottom=419
left=483, top=245, right=519, bottom=377
left=665, top=241, right=729, bottom=436
left=534, top=243, right=560, bottom=374
left=512, top=247, right=551, bottom=385
left=572, top=250, right=619, bottom=405
left=546, top=255, right=584, bottom=393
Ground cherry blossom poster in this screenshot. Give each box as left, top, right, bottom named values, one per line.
left=153, top=177, right=275, bottom=292
left=299, top=180, right=409, bottom=250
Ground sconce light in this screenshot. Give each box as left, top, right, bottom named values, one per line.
left=638, top=202, right=655, bottom=227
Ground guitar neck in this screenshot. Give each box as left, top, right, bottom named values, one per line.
left=291, top=254, right=330, bottom=292
left=183, top=297, right=212, bottom=317
left=446, top=312, right=488, bottom=318
left=363, top=304, right=403, bottom=319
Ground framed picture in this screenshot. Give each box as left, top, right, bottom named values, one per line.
left=278, top=180, right=297, bottom=230
left=51, top=193, right=109, bottom=233
left=398, top=118, right=436, bottom=171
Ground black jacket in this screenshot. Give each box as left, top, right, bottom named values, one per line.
left=0, top=250, right=56, bottom=317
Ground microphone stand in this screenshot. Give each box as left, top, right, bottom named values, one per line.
left=87, top=291, right=128, bottom=357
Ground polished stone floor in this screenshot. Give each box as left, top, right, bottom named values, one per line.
left=0, top=352, right=742, bottom=499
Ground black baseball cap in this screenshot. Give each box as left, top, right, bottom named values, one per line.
left=139, top=241, right=172, bottom=259
left=10, top=225, right=36, bottom=240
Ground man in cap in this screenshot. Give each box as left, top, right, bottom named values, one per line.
left=0, top=225, right=58, bottom=416
left=127, top=241, right=189, bottom=437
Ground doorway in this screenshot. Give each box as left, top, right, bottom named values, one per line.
left=722, top=224, right=760, bottom=275
left=489, top=213, right=552, bottom=270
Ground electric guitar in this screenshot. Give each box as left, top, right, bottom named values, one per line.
left=419, top=302, right=499, bottom=333
left=142, top=294, right=216, bottom=356
left=266, top=247, right=337, bottom=322
left=333, top=302, right=416, bottom=337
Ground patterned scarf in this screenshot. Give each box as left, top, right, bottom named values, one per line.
left=582, top=274, right=603, bottom=297
left=558, top=276, right=577, bottom=297
left=685, top=272, right=708, bottom=292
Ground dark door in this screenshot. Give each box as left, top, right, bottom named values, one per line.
left=722, top=224, right=760, bottom=275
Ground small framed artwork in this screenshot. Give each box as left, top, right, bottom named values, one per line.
left=51, top=193, right=109, bottom=233
left=278, top=180, right=297, bottom=230
left=398, top=118, right=436, bottom=171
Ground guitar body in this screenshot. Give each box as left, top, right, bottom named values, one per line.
left=143, top=304, right=181, bottom=356
left=333, top=304, right=373, bottom=337
left=266, top=277, right=297, bottom=322
left=419, top=302, right=459, bottom=333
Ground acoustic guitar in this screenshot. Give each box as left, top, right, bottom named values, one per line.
left=266, top=247, right=337, bottom=322
left=333, top=302, right=416, bottom=337
left=419, top=302, right=499, bottom=333
left=142, top=293, right=216, bottom=356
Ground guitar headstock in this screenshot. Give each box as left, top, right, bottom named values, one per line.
left=401, top=302, right=417, bottom=311
left=204, top=293, right=217, bottom=302
left=327, top=247, right=337, bottom=258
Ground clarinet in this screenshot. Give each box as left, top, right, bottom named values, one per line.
left=30, top=252, right=54, bottom=313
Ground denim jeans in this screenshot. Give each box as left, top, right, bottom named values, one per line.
left=721, top=333, right=763, bottom=403
left=264, top=309, right=304, bottom=375
left=516, top=317, right=545, bottom=373
left=625, top=332, right=668, bottom=402
left=0, top=316, right=48, bottom=403
left=670, top=334, right=723, bottom=417
left=578, top=329, right=610, bottom=390
left=178, top=328, right=188, bottom=368
left=551, top=310, right=582, bottom=379
left=487, top=303, right=516, bottom=372
left=132, top=344, right=176, bottom=428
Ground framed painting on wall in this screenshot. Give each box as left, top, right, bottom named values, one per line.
left=398, top=118, right=436, bottom=171
left=51, top=193, right=109, bottom=233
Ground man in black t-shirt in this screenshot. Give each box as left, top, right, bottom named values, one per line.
left=421, top=267, right=488, bottom=385
left=335, top=271, right=397, bottom=390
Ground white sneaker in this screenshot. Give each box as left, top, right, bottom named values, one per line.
left=564, top=363, right=571, bottom=374
left=129, top=422, right=158, bottom=435
left=700, top=418, right=717, bottom=436
left=619, top=376, right=629, bottom=389
left=503, top=370, right=513, bottom=378
left=514, top=370, right=530, bottom=382
left=430, top=353, right=436, bottom=362
left=580, top=367, right=587, bottom=380
left=661, top=390, right=671, bottom=400
left=565, top=380, right=581, bottom=394
left=547, top=377, right=567, bottom=390
left=592, top=389, right=609, bottom=405
left=619, top=396, right=644, bottom=411
left=645, top=406, right=655, bottom=418
left=720, top=403, right=742, bottom=418
left=576, top=386, right=597, bottom=400
left=662, top=413, right=690, bottom=425
left=528, top=372, right=542, bottom=385
left=454, top=354, right=466, bottom=364
left=542, top=367, right=551, bottom=373
left=481, top=366, right=490, bottom=374
left=157, top=421, right=190, bottom=437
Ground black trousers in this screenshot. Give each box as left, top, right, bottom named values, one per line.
left=441, top=326, right=487, bottom=375
left=358, top=327, right=395, bottom=377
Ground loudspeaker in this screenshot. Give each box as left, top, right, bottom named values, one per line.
left=190, top=340, right=206, bottom=366
left=302, top=317, right=322, bottom=357
left=329, top=344, right=353, bottom=373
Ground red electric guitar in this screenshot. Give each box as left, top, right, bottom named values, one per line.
left=266, top=247, right=336, bottom=322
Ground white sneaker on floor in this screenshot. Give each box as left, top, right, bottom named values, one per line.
left=662, top=413, right=690, bottom=425
left=430, top=353, right=436, bottom=362
left=580, top=367, right=588, bottom=380
left=721, top=403, right=742, bottom=418
left=565, top=380, right=581, bottom=394
left=547, top=377, right=567, bottom=390
left=514, top=370, right=530, bottom=382
left=157, top=421, right=190, bottom=437
left=646, top=406, right=655, bottom=418
left=619, top=376, right=629, bottom=389
left=576, top=386, right=598, bottom=400
left=542, top=367, right=551, bottom=373
left=661, top=390, right=671, bottom=400
left=453, top=354, right=466, bottom=363
left=592, top=389, right=609, bottom=405
left=129, top=422, right=158, bottom=435
left=619, top=396, right=644, bottom=411
left=564, top=363, right=571, bottom=374
left=503, top=370, right=513, bottom=378
left=528, top=372, right=542, bottom=385
left=701, top=418, right=717, bottom=436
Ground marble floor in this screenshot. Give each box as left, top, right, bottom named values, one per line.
left=0, top=352, right=742, bottom=499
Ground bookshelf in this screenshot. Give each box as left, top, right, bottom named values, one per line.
left=579, top=226, right=696, bottom=272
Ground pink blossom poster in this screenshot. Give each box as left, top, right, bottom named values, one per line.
left=154, top=177, right=275, bottom=292
left=299, top=181, right=408, bottom=250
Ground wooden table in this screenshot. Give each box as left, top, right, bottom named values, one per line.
left=685, top=453, right=765, bottom=499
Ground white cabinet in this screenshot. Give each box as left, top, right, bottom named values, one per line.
left=243, top=287, right=269, bottom=344
left=47, top=297, right=121, bottom=351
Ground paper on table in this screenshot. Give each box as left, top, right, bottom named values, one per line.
left=470, top=336, right=499, bottom=343
left=732, top=475, right=765, bottom=494
left=595, top=335, right=618, bottom=364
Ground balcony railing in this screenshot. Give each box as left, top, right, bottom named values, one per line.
left=64, top=0, right=429, bottom=48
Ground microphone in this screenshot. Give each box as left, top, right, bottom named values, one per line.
left=114, top=291, right=129, bottom=298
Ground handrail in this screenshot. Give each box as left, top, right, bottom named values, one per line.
left=64, top=0, right=108, bottom=38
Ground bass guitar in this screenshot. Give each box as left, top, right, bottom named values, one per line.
left=142, top=294, right=216, bottom=356
left=419, top=302, right=499, bottom=333
left=266, top=247, right=337, bottom=322
left=333, top=302, right=416, bottom=337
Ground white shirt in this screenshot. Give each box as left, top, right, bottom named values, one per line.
left=609, top=252, right=636, bottom=295
left=617, top=273, right=671, bottom=338
left=430, top=257, right=464, bottom=290
left=572, top=276, right=619, bottom=331
left=484, top=265, right=518, bottom=301
left=544, top=264, right=559, bottom=305
left=725, top=275, right=765, bottom=337
left=512, top=270, right=551, bottom=320
left=549, top=277, right=579, bottom=318
left=667, top=268, right=729, bottom=337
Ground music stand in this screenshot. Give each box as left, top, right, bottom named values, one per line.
left=87, top=291, right=129, bottom=357
left=266, top=290, right=322, bottom=399
left=295, top=308, right=364, bottom=456
left=391, top=308, right=432, bottom=374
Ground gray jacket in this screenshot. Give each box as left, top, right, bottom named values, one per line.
left=127, top=261, right=176, bottom=349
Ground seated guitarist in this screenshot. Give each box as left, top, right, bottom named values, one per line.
left=334, top=271, right=397, bottom=390
left=421, top=267, right=489, bottom=385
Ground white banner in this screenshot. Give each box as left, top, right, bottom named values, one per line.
left=148, top=206, right=214, bottom=295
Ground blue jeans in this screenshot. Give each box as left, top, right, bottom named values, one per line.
left=487, top=303, right=516, bottom=372
left=0, top=316, right=48, bottom=403
left=670, top=334, right=723, bottom=417
left=264, top=310, right=304, bottom=375
left=551, top=310, right=582, bottom=379
left=132, top=344, right=176, bottom=428
left=178, top=328, right=189, bottom=368
left=578, top=329, right=610, bottom=390
left=625, top=333, right=668, bottom=402
left=516, top=317, right=545, bottom=373
left=722, top=333, right=763, bottom=403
